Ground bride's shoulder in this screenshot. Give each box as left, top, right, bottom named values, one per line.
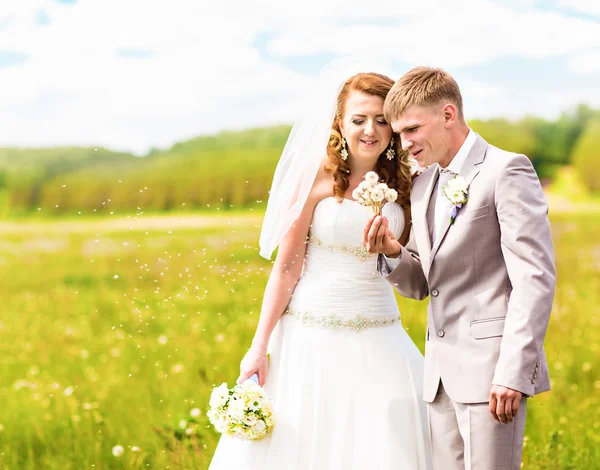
left=306, top=160, right=335, bottom=204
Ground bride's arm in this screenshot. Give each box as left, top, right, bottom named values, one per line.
left=237, top=196, right=317, bottom=386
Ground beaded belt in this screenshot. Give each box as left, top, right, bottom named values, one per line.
left=284, top=306, right=400, bottom=332
left=307, top=234, right=375, bottom=261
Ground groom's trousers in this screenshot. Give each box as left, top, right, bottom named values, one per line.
left=428, top=383, right=527, bottom=470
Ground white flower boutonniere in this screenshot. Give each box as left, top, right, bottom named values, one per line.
left=441, top=176, right=469, bottom=224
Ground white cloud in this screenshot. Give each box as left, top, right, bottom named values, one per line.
left=0, top=0, right=599, bottom=152
left=267, top=1, right=600, bottom=68
left=568, top=48, right=600, bottom=74
left=558, top=0, right=600, bottom=17
left=0, top=0, right=314, bottom=153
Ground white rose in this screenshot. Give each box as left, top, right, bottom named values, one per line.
left=244, top=414, right=258, bottom=427
left=215, top=414, right=228, bottom=433
left=447, top=176, right=468, bottom=193
left=227, top=398, right=246, bottom=421
left=209, top=383, right=229, bottom=409
left=447, top=191, right=459, bottom=204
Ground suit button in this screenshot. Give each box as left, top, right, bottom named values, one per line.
left=437, top=330, right=445, bottom=338
left=431, top=289, right=439, bottom=297
left=531, top=379, right=536, bottom=384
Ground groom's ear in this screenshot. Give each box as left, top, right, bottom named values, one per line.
left=442, top=103, right=458, bottom=128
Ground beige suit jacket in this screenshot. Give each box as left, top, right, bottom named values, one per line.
left=379, top=135, right=556, bottom=403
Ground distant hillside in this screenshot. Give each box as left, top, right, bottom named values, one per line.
left=0, top=126, right=291, bottom=216
left=0, top=105, right=598, bottom=217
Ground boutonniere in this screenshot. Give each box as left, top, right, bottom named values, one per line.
left=441, top=176, right=469, bottom=224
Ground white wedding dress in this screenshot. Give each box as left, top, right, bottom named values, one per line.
left=209, top=197, right=432, bottom=470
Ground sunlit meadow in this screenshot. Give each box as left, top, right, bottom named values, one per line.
left=0, top=207, right=597, bottom=469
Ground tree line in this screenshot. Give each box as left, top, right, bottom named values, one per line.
left=0, top=105, right=598, bottom=217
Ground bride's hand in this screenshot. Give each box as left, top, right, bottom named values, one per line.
left=236, top=349, right=269, bottom=386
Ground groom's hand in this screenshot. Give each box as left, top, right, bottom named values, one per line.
left=363, top=215, right=401, bottom=258
left=489, top=385, right=522, bottom=424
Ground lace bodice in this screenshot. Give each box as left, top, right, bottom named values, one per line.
left=287, top=197, right=405, bottom=321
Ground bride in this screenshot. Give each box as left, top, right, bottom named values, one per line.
left=209, top=62, right=432, bottom=470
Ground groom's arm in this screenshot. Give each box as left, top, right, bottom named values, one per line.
left=491, top=153, right=556, bottom=397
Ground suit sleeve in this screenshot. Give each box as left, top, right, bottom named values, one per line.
left=491, top=154, right=556, bottom=396
left=377, top=226, right=429, bottom=301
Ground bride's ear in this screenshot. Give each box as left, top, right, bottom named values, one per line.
left=338, top=116, right=345, bottom=135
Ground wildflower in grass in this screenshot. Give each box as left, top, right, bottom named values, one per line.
left=112, top=445, right=124, bottom=457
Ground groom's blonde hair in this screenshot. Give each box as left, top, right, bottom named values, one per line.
left=384, top=66, right=464, bottom=122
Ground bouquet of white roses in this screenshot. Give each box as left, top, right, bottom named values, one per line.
left=207, top=375, right=275, bottom=440
left=352, top=171, right=398, bottom=216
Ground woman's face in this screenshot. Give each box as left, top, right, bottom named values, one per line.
left=339, top=90, right=393, bottom=164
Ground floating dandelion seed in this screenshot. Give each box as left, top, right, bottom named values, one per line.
left=113, top=275, right=119, bottom=279
left=112, top=445, right=124, bottom=457
left=190, top=408, right=201, bottom=418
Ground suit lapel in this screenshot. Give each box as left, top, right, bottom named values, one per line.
left=429, top=135, right=488, bottom=263
left=411, top=166, right=437, bottom=274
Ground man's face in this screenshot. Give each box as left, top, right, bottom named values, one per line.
left=391, top=104, right=450, bottom=168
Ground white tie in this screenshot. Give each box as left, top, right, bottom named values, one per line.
left=432, top=168, right=455, bottom=245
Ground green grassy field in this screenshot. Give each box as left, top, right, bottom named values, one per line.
left=0, top=210, right=598, bottom=469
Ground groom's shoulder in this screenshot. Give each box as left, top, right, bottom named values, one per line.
left=412, top=165, right=437, bottom=190
left=482, top=141, right=533, bottom=174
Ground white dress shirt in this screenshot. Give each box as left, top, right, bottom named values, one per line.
left=433, top=129, right=477, bottom=243
left=384, top=129, right=476, bottom=269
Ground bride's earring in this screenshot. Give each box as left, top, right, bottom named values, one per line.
left=341, top=138, right=349, bottom=161
left=386, top=137, right=395, bottom=161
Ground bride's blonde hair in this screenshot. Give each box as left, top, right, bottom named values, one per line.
left=325, top=73, right=412, bottom=209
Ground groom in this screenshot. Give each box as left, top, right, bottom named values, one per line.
left=364, top=67, right=555, bottom=469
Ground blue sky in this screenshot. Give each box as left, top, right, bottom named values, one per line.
left=0, top=0, right=599, bottom=154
